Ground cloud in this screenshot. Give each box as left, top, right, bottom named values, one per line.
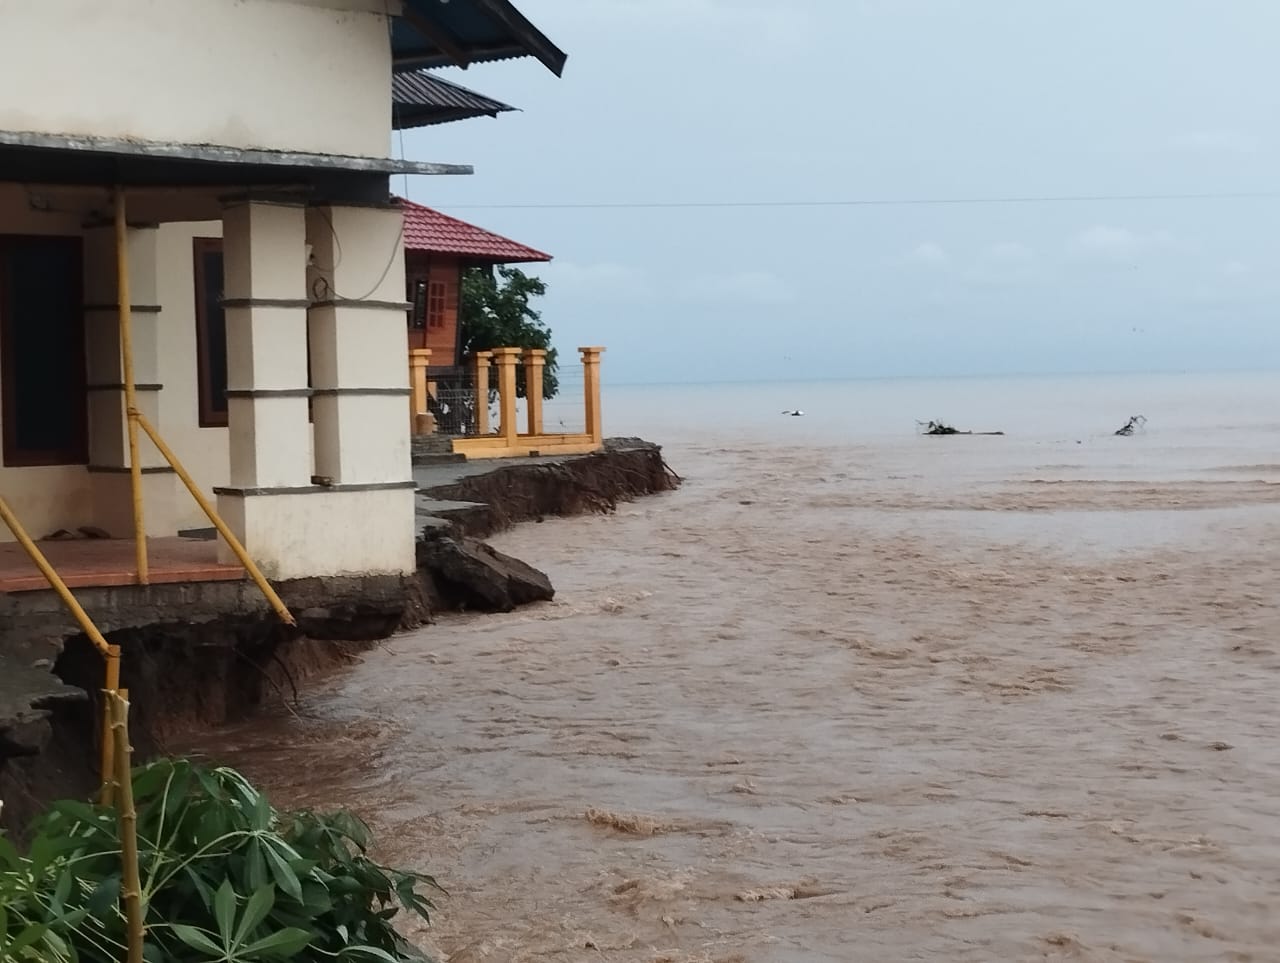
left=1068, top=225, right=1177, bottom=263
left=540, top=261, right=651, bottom=299
left=904, top=241, right=950, bottom=268
left=962, top=241, right=1041, bottom=286
left=1170, top=129, right=1260, bottom=155
left=678, top=270, right=794, bottom=305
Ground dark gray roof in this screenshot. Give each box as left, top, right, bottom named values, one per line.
left=393, top=72, right=517, bottom=130
left=394, top=0, right=566, bottom=76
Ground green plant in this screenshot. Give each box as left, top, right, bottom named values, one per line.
left=460, top=265, right=559, bottom=399
left=0, top=760, right=442, bottom=962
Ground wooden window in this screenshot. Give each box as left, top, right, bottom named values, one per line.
left=427, top=280, right=447, bottom=328
left=0, top=235, right=88, bottom=467
left=193, top=237, right=314, bottom=426
left=193, top=238, right=228, bottom=428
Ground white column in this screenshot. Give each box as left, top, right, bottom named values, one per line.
left=220, top=199, right=313, bottom=488
left=213, top=198, right=316, bottom=576
left=82, top=222, right=177, bottom=536
left=306, top=203, right=413, bottom=484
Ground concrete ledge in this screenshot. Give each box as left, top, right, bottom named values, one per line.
left=214, top=480, right=417, bottom=496
left=452, top=433, right=600, bottom=460
left=311, top=387, right=411, bottom=397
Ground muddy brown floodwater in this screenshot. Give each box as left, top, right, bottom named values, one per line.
left=185, top=438, right=1280, bottom=962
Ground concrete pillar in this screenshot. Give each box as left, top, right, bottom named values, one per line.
left=580, top=346, right=605, bottom=445
left=491, top=347, right=520, bottom=443
left=409, top=348, right=431, bottom=434
left=212, top=198, right=315, bottom=576
left=523, top=348, right=547, bottom=436
left=473, top=351, right=492, bottom=435
left=220, top=199, right=312, bottom=490
left=82, top=222, right=177, bottom=537
left=306, top=203, right=412, bottom=485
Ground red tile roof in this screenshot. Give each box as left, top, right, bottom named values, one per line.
left=397, top=198, right=552, bottom=263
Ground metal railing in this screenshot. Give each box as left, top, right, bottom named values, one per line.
left=542, top=365, right=587, bottom=435
left=427, top=366, right=486, bottom=437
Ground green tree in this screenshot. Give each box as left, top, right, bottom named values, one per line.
left=459, top=266, right=559, bottom=399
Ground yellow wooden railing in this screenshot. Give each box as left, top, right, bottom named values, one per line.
left=409, top=345, right=606, bottom=460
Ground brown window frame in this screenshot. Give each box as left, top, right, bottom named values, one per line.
left=193, top=237, right=314, bottom=427
left=427, top=279, right=447, bottom=328
left=193, top=237, right=228, bottom=428
left=0, top=234, right=89, bottom=467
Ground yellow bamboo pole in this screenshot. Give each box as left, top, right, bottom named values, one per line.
left=132, top=411, right=296, bottom=626
left=0, top=497, right=112, bottom=657
left=99, top=645, right=122, bottom=806
left=110, top=690, right=146, bottom=963
left=0, top=494, right=121, bottom=796
left=115, top=188, right=148, bottom=585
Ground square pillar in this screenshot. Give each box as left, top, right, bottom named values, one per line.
left=473, top=351, right=492, bottom=435
left=409, top=348, right=432, bottom=434
left=206, top=200, right=417, bottom=580
left=579, top=346, right=605, bottom=445
left=82, top=222, right=177, bottom=537
left=523, top=348, right=547, bottom=436
left=491, top=347, right=521, bottom=443
left=220, top=199, right=313, bottom=490
left=213, top=198, right=319, bottom=575
left=306, top=203, right=413, bottom=487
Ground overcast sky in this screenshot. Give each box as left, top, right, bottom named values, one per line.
left=403, top=0, right=1280, bottom=384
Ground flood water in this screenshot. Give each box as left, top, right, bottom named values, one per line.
left=187, top=371, right=1280, bottom=962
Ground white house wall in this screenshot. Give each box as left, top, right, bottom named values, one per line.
left=155, top=221, right=230, bottom=533
left=0, top=0, right=395, bottom=158
left=157, top=220, right=321, bottom=533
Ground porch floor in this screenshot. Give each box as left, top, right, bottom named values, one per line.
left=0, top=536, right=245, bottom=593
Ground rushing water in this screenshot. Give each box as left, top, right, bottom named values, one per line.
left=187, top=371, right=1280, bottom=962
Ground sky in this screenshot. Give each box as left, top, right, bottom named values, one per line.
left=402, top=0, right=1280, bottom=384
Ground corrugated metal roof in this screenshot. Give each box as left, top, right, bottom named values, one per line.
left=398, top=198, right=552, bottom=263
left=393, top=0, right=566, bottom=76
left=392, top=71, right=516, bottom=129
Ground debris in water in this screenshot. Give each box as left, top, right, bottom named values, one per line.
left=585, top=808, right=668, bottom=835
left=917, top=419, right=1005, bottom=436
left=736, top=886, right=796, bottom=902
left=1114, top=414, right=1147, bottom=436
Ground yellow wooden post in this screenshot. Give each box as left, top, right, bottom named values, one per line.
left=522, top=349, right=547, bottom=436
left=115, top=188, right=148, bottom=584
left=473, top=351, right=493, bottom=435
left=579, top=346, right=606, bottom=445
left=409, top=348, right=431, bottom=434
left=491, top=347, right=520, bottom=443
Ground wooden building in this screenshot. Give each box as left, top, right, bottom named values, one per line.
left=400, top=199, right=551, bottom=371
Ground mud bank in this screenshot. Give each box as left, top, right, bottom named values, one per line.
left=417, top=438, right=680, bottom=538
left=0, top=441, right=678, bottom=836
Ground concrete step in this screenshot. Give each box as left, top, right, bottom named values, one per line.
left=411, top=452, right=468, bottom=467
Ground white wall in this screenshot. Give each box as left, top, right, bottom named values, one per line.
left=157, top=219, right=320, bottom=531
left=156, top=221, right=230, bottom=532
left=0, top=0, right=394, bottom=158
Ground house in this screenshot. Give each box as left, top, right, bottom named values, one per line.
left=0, top=0, right=565, bottom=586
left=401, top=199, right=552, bottom=372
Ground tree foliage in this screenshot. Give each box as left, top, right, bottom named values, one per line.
left=459, top=266, right=559, bottom=399
left=0, top=759, right=441, bottom=962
